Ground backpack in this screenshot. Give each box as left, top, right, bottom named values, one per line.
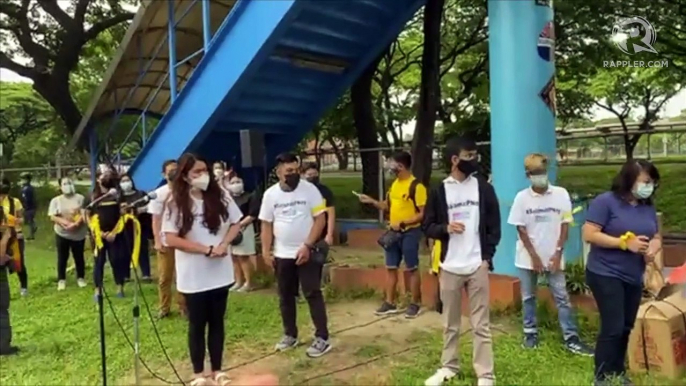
left=387, top=179, right=421, bottom=213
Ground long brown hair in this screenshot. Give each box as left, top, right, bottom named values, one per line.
left=170, top=153, right=228, bottom=237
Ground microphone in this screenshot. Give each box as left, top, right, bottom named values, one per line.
left=128, top=191, right=158, bottom=208
left=87, top=188, right=118, bottom=209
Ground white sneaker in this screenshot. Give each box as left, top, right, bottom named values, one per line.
left=478, top=377, right=495, bottom=386
left=77, top=278, right=87, bottom=288
left=425, top=368, right=457, bottom=386
left=57, top=280, right=66, bottom=291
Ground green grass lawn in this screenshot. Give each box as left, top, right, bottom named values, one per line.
left=321, top=164, right=686, bottom=232
left=2, top=243, right=685, bottom=385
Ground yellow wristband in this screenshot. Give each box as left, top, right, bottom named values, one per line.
left=619, top=235, right=628, bottom=250
left=619, top=232, right=636, bottom=251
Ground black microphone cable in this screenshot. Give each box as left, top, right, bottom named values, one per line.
left=101, top=216, right=185, bottom=385
left=101, top=284, right=184, bottom=385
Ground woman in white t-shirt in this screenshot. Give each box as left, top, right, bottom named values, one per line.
left=47, top=177, right=88, bottom=291
left=162, top=153, right=242, bottom=386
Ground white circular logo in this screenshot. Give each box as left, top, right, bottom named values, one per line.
left=612, top=17, right=657, bottom=55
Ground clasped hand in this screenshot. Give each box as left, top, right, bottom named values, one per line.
left=210, top=243, right=229, bottom=258
left=447, top=222, right=465, bottom=234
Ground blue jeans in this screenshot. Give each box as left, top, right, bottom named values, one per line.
left=383, top=227, right=421, bottom=270
left=518, top=268, right=578, bottom=341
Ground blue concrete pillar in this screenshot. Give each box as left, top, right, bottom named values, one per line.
left=488, top=0, right=556, bottom=276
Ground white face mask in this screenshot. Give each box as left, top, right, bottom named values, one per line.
left=61, top=183, right=75, bottom=195
left=214, top=169, right=224, bottom=179
left=530, top=174, right=549, bottom=188
left=120, top=181, right=133, bottom=192
left=228, top=182, right=244, bottom=196
left=633, top=182, right=654, bottom=199
left=190, top=173, right=210, bottom=191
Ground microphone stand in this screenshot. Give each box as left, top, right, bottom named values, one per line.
left=132, top=271, right=141, bottom=386
left=122, top=203, right=146, bottom=386
left=97, top=287, right=107, bottom=386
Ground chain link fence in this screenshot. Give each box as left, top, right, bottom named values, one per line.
left=0, top=164, right=91, bottom=186
left=557, top=131, right=686, bottom=163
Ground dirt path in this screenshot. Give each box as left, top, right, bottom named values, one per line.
left=128, top=301, right=466, bottom=386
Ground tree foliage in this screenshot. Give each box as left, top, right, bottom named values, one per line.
left=0, top=0, right=135, bottom=145
left=583, top=66, right=683, bottom=158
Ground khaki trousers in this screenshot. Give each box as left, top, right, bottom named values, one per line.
left=439, top=263, right=495, bottom=380
left=157, top=248, right=186, bottom=314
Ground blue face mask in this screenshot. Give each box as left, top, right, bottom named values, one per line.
left=633, top=182, right=654, bottom=199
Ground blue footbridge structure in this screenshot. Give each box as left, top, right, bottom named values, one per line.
left=72, top=0, right=561, bottom=277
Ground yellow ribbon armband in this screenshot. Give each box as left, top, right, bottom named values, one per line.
left=431, top=240, right=442, bottom=275
left=619, top=232, right=636, bottom=251
left=88, top=214, right=142, bottom=269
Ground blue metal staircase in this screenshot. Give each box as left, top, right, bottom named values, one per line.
left=127, top=0, right=425, bottom=191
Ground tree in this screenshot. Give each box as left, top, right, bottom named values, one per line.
left=585, top=66, right=683, bottom=159
left=351, top=55, right=385, bottom=198
left=0, top=81, right=54, bottom=162
left=0, top=0, right=135, bottom=146
left=410, top=0, right=445, bottom=186
left=374, top=16, right=423, bottom=148
left=0, top=82, right=53, bottom=142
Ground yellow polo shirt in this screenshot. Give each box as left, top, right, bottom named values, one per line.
left=388, top=176, right=427, bottom=229
left=1, top=196, right=23, bottom=234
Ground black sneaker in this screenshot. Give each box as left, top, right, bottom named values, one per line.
left=565, top=336, right=594, bottom=356
left=374, top=302, right=398, bottom=316
left=0, top=346, right=19, bottom=356
left=405, top=303, right=420, bottom=319
left=522, top=333, right=539, bottom=348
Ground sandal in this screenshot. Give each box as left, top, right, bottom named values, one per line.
left=214, top=372, right=231, bottom=386
left=189, top=377, right=208, bottom=386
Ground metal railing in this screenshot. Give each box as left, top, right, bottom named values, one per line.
left=93, top=0, right=247, bottom=169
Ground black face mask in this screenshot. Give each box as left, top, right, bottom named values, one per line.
left=306, top=176, right=319, bottom=184
left=282, top=173, right=300, bottom=191
left=457, top=159, right=479, bottom=176
left=167, top=170, right=177, bottom=182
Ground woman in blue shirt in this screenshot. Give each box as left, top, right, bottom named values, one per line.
left=582, top=160, right=661, bottom=386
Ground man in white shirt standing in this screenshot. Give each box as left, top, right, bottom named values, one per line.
left=148, top=159, right=186, bottom=319
left=259, top=153, right=330, bottom=358
left=423, top=137, right=500, bottom=386
left=507, top=153, right=593, bottom=355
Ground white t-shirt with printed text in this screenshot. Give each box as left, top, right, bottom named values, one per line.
left=442, top=176, right=482, bottom=275
left=161, top=194, right=243, bottom=294
left=507, top=185, right=573, bottom=270
left=258, top=180, right=325, bottom=259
